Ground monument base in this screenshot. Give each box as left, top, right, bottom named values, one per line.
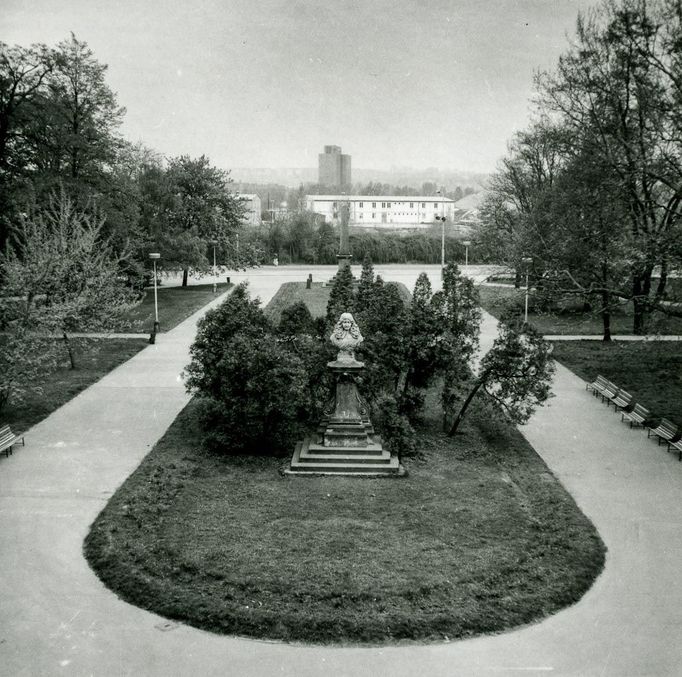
left=286, top=435, right=404, bottom=476
left=287, top=311, right=404, bottom=477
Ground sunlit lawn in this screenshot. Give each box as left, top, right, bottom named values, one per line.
left=116, top=282, right=232, bottom=332
left=265, top=279, right=412, bottom=325
left=479, top=285, right=682, bottom=335
left=552, top=341, right=682, bottom=423
left=84, top=393, right=604, bottom=644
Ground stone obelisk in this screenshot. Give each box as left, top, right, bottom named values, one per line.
left=336, top=201, right=352, bottom=272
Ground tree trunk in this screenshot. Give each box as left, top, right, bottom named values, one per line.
left=182, top=268, right=189, bottom=287
left=601, top=289, right=612, bottom=342
left=654, top=260, right=668, bottom=305
left=632, top=268, right=654, bottom=335
left=62, top=332, right=76, bottom=370
left=448, top=379, right=484, bottom=436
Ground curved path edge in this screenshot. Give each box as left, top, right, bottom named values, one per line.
left=1, top=265, right=679, bottom=677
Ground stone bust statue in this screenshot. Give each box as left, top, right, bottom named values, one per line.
left=330, top=312, right=363, bottom=363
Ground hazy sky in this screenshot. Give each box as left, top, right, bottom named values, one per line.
left=3, top=0, right=600, bottom=173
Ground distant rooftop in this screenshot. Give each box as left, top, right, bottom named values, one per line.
left=308, top=194, right=455, bottom=202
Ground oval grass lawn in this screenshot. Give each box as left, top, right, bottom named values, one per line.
left=85, top=397, right=605, bottom=644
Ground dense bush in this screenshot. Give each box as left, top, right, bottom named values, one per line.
left=195, top=334, right=311, bottom=454
left=371, top=392, right=417, bottom=457
left=278, top=300, right=315, bottom=335
left=185, top=283, right=316, bottom=454
left=184, top=283, right=272, bottom=398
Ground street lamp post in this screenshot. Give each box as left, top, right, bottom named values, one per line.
left=522, top=256, right=533, bottom=324
left=436, top=190, right=446, bottom=277
left=462, top=240, right=471, bottom=268
left=149, top=252, right=161, bottom=336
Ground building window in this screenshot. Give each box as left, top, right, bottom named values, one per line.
left=333, top=202, right=337, bottom=208
left=387, top=202, right=391, bottom=208
left=372, top=202, right=376, bottom=208
left=422, top=202, right=426, bottom=208
left=359, top=213, right=363, bottom=219
left=372, top=213, right=376, bottom=218
left=359, top=202, right=363, bottom=208
left=410, top=202, right=414, bottom=208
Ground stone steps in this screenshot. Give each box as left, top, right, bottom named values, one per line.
left=286, top=438, right=403, bottom=476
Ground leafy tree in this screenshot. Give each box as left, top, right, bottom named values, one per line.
left=448, top=321, right=555, bottom=435
left=0, top=327, right=56, bottom=418
left=195, top=334, right=311, bottom=454
left=325, top=263, right=355, bottom=326
left=404, top=273, right=444, bottom=400
left=285, top=211, right=317, bottom=263
left=157, top=155, right=245, bottom=286
left=357, top=277, right=409, bottom=400
left=0, top=42, right=54, bottom=174
left=371, top=392, right=417, bottom=457
left=185, top=285, right=320, bottom=455
left=536, top=0, right=682, bottom=332
left=541, top=149, right=633, bottom=340
left=476, top=118, right=568, bottom=280
left=316, top=220, right=336, bottom=264
left=278, top=300, right=314, bottom=336
left=184, top=283, right=272, bottom=398
left=356, top=253, right=375, bottom=309
left=434, top=263, right=482, bottom=425
left=0, top=191, right=138, bottom=376
left=0, top=42, right=55, bottom=249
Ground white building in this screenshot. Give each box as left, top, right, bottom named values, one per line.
left=305, top=195, right=455, bottom=228
left=237, top=194, right=262, bottom=225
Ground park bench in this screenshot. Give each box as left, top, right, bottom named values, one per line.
left=647, top=418, right=681, bottom=448
left=611, top=389, right=634, bottom=413
left=586, top=375, right=616, bottom=400
left=621, top=403, right=652, bottom=428
left=667, top=437, right=682, bottom=462
left=587, top=376, right=619, bottom=404
left=0, top=424, right=24, bottom=458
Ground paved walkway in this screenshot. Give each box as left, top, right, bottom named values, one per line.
left=545, top=334, right=682, bottom=341
left=2, top=266, right=681, bottom=676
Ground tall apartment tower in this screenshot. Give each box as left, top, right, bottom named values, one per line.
left=318, top=145, right=351, bottom=186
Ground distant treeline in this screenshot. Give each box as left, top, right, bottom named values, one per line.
left=242, top=214, right=471, bottom=265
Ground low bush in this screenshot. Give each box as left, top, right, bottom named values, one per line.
left=195, top=334, right=311, bottom=455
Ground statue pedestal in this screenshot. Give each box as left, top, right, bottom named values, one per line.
left=287, top=358, right=403, bottom=477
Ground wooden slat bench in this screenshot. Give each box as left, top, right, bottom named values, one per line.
left=0, top=424, right=24, bottom=458
left=647, top=418, right=681, bottom=447
left=586, top=375, right=618, bottom=401
left=621, top=403, right=651, bottom=428
left=611, top=389, right=634, bottom=413
left=668, top=437, right=682, bottom=462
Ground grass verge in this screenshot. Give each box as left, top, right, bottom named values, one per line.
left=265, top=282, right=331, bottom=324
left=265, top=280, right=412, bottom=325
left=84, top=391, right=605, bottom=644
left=3, top=337, right=148, bottom=433
left=117, top=282, right=232, bottom=333
left=552, top=340, right=682, bottom=423
left=478, top=285, right=682, bottom=335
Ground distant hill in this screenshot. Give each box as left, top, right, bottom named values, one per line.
left=230, top=166, right=488, bottom=190
left=230, top=167, right=316, bottom=186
